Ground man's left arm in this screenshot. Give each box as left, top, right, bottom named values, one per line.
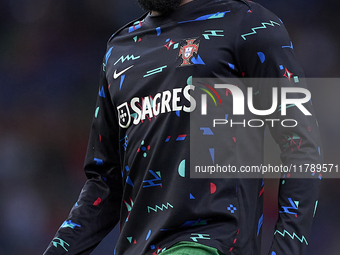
left=235, top=4, right=323, bottom=254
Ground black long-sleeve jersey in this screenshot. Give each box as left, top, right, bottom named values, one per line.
left=44, top=0, right=322, bottom=254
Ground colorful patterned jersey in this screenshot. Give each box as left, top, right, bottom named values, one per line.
left=44, top=0, right=322, bottom=254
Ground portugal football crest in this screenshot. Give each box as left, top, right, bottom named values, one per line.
left=117, top=102, right=131, bottom=128
left=178, top=38, right=200, bottom=67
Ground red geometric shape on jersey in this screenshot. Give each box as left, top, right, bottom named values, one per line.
left=152, top=247, right=163, bottom=255
left=137, top=140, right=151, bottom=157
left=164, top=39, right=175, bottom=50
left=210, top=182, right=217, bottom=194
left=283, top=67, right=293, bottom=81
left=229, top=229, right=240, bottom=252
left=259, top=186, right=264, bottom=197
left=93, top=197, right=102, bottom=206
left=178, top=38, right=200, bottom=66
left=281, top=132, right=302, bottom=151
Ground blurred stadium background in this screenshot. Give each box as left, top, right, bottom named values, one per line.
left=0, top=0, right=339, bottom=254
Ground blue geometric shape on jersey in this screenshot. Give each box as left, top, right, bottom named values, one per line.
left=156, top=27, right=161, bottom=36
left=120, top=75, right=125, bottom=90
left=161, top=219, right=211, bottom=232
left=176, top=134, right=187, bottom=141
left=191, top=55, right=205, bottom=65
left=257, top=214, right=263, bottom=236
left=146, top=230, right=151, bottom=240
left=120, top=135, right=128, bottom=151
left=227, top=204, right=237, bottom=213
left=178, top=11, right=230, bottom=23
left=126, top=176, right=134, bottom=187
left=257, top=52, right=265, bottom=63
left=282, top=41, right=293, bottom=49
left=105, top=47, right=113, bottom=65
left=176, top=110, right=180, bottom=117
left=94, top=158, right=104, bottom=165
left=143, top=170, right=162, bottom=188
left=271, top=252, right=276, bottom=255
left=99, top=87, right=106, bottom=98
left=125, top=165, right=130, bottom=171
left=190, top=193, right=195, bottom=199
left=128, top=21, right=143, bottom=33
left=279, top=197, right=298, bottom=215
left=200, top=127, right=214, bottom=135
left=137, top=140, right=151, bottom=157
left=61, top=220, right=81, bottom=229
left=181, top=218, right=210, bottom=227
left=228, top=63, right=235, bottom=70
left=209, top=148, right=215, bottom=164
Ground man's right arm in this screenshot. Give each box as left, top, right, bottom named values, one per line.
left=44, top=58, right=123, bottom=254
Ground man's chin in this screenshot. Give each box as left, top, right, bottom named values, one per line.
left=137, top=0, right=182, bottom=15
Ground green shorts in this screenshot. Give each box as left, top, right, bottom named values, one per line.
left=159, top=241, right=225, bottom=255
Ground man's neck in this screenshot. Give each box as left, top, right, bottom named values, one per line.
left=150, top=0, right=194, bottom=16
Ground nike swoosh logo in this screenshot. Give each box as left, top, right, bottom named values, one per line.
left=113, top=65, right=134, bottom=79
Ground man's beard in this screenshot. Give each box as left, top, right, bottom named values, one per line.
left=137, top=0, right=182, bottom=15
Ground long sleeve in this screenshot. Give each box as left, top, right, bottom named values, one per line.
left=44, top=56, right=123, bottom=254
left=234, top=3, right=322, bottom=254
